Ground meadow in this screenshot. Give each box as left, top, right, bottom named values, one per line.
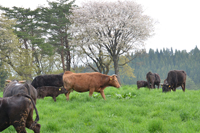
left=1, top=85, right=200, bottom=133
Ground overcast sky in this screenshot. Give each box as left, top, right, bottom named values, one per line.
left=1, top=0, right=200, bottom=52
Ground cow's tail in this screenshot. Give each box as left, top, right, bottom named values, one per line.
left=23, top=83, right=31, bottom=95
left=19, top=93, right=39, bottom=122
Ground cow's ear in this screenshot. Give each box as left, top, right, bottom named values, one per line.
left=110, top=77, right=112, bottom=81
left=6, top=80, right=11, bottom=83
left=19, top=80, right=26, bottom=83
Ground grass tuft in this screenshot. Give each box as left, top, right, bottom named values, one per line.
left=148, top=118, right=164, bottom=133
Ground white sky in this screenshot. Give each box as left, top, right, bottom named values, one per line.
left=1, top=0, right=200, bottom=52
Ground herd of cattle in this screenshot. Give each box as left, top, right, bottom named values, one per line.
left=0, top=71, right=120, bottom=132
left=0, top=70, right=186, bottom=132
left=137, top=70, right=187, bottom=92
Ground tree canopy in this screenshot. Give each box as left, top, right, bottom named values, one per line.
left=71, top=1, right=155, bottom=80
left=0, top=0, right=74, bottom=81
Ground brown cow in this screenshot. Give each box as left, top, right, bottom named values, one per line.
left=137, top=80, right=148, bottom=89
left=63, top=71, right=121, bottom=100
left=37, top=86, right=68, bottom=102
left=0, top=93, right=40, bottom=133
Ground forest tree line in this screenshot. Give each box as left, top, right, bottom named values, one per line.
left=118, top=46, right=200, bottom=90
left=0, top=46, right=199, bottom=90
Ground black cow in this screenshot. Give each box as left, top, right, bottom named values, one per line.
left=161, top=70, right=186, bottom=92
left=146, top=72, right=161, bottom=89
left=137, top=80, right=148, bottom=89
left=3, top=80, right=37, bottom=103
left=31, top=73, right=64, bottom=88
left=0, top=93, right=40, bottom=133
left=37, top=86, right=68, bottom=102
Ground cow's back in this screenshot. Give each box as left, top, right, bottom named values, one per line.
left=137, top=81, right=148, bottom=89
left=63, top=72, right=103, bottom=91
left=3, top=83, right=25, bottom=97
left=146, top=72, right=155, bottom=81
left=167, top=70, right=186, bottom=85
left=31, top=74, right=63, bottom=88
left=3, top=83, right=37, bottom=103
left=155, top=73, right=161, bottom=83
left=176, top=70, right=186, bottom=84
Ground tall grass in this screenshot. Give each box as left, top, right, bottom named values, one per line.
left=1, top=85, right=200, bottom=133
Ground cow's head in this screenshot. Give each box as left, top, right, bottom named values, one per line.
left=109, top=75, right=120, bottom=88
left=161, top=83, right=172, bottom=92
left=59, top=87, right=68, bottom=94
left=5, top=79, right=26, bottom=86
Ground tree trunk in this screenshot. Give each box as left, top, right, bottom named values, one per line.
left=65, top=35, right=71, bottom=71
left=113, top=56, right=121, bottom=85
left=61, top=38, right=65, bottom=72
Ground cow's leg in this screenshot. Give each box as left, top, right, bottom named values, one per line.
left=65, top=92, right=71, bottom=101
left=181, top=83, right=185, bottom=92
left=14, top=126, right=26, bottom=133
left=26, top=110, right=36, bottom=131
left=53, top=96, right=56, bottom=102
left=147, top=81, right=151, bottom=89
left=151, top=82, right=154, bottom=89
left=27, top=121, right=41, bottom=133
left=153, top=84, right=156, bottom=89
left=89, top=88, right=94, bottom=97
left=13, top=121, right=26, bottom=133
left=100, top=90, right=106, bottom=100
left=173, top=84, right=177, bottom=91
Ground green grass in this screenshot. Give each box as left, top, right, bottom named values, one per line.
left=1, top=85, right=200, bottom=133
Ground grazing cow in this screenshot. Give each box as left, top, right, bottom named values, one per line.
left=3, top=80, right=37, bottom=103
left=161, top=70, right=186, bottom=92
left=37, top=86, right=68, bottom=102
left=0, top=93, right=41, bottom=133
left=146, top=72, right=161, bottom=89
left=31, top=73, right=64, bottom=88
left=63, top=71, right=121, bottom=100
left=137, top=80, right=148, bottom=89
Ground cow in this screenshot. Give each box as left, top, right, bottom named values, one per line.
left=63, top=71, right=121, bottom=100
left=37, top=86, right=68, bottom=102
left=146, top=72, right=161, bottom=89
left=0, top=93, right=41, bottom=133
left=137, top=80, right=148, bottom=89
left=3, top=80, right=38, bottom=104
left=161, top=70, right=186, bottom=92
left=31, top=73, right=64, bottom=89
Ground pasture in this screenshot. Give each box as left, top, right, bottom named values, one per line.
left=1, top=85, right=200, bottom=133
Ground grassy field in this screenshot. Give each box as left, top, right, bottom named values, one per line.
left=1, top=85, right=200, bottom=133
